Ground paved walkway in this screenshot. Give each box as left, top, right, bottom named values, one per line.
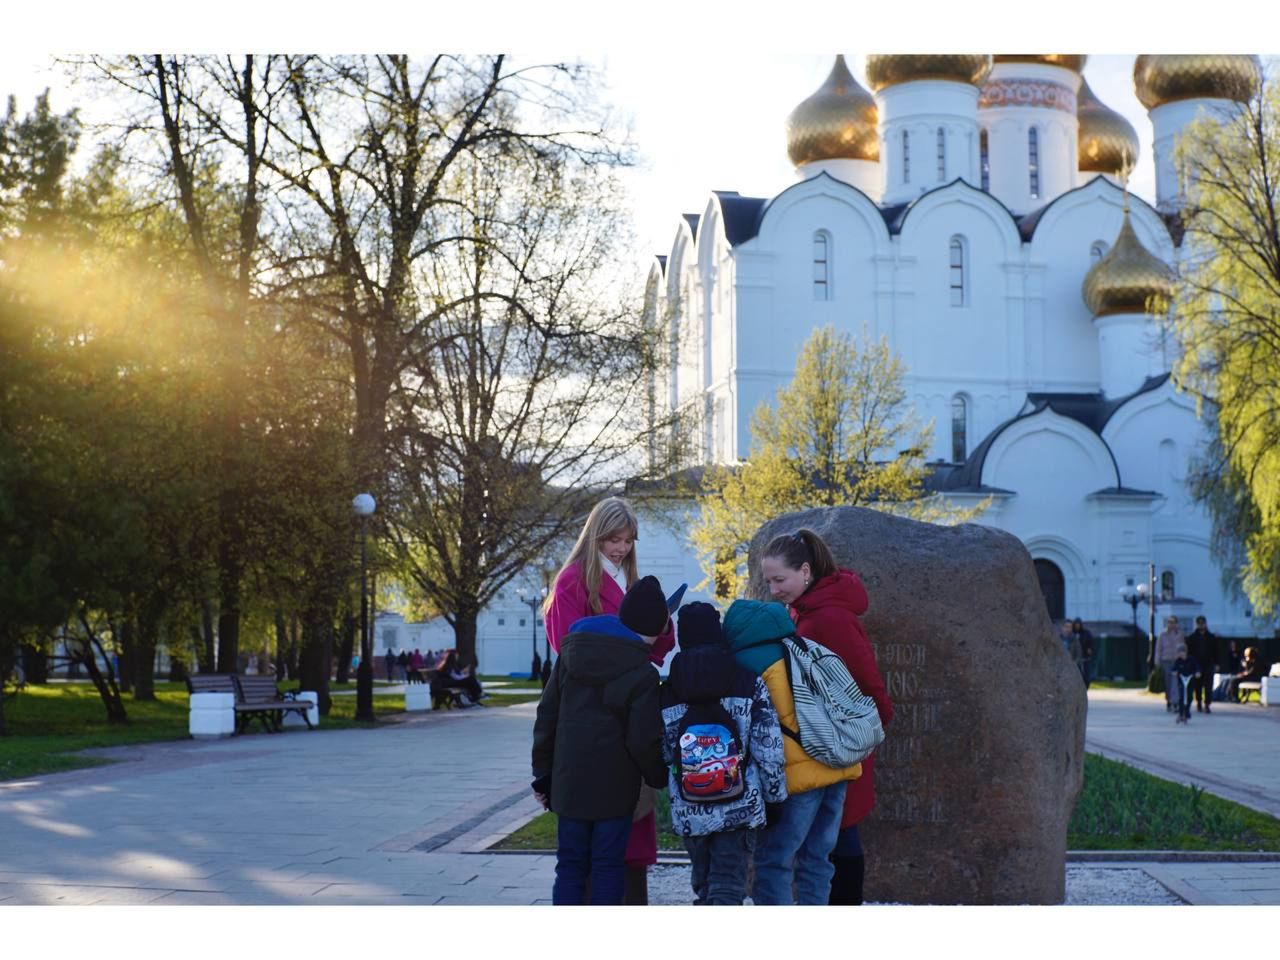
left=0, top=690, right=1277, bottom=905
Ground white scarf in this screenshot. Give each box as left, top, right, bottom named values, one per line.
left=600, top=553, right=628, bottom=595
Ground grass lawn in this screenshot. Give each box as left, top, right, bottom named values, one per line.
left=0, top=680, right=406, bottom=782
left=494, top=754, right=1280, bottom=854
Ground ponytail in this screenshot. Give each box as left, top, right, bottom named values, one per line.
left=762, top=527, right=839, bottom=583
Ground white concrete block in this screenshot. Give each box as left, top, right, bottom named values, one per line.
left=281, top=690, right=320, bottom=728
left=189, top=692, right=235, bottom=739
left=405, top=685, right=432, bottom=712
left=1261, top=676, right=1280, bottom=708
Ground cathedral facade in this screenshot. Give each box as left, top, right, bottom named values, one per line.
left=640, top=54, right=1269, bottom=637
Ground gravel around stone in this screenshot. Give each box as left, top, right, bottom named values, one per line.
left=645, top=863, right=1183, bottom=905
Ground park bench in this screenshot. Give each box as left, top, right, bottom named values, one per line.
left=429, top=669, right=475, bottom=710
left=1240, top=663, right=1280, bottom=706
left=186, top=673, right=314, bottom=734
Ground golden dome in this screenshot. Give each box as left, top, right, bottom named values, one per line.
left=1082, top=213, right=1174, bottom=317
left=787, top=55, right=879, bottom=165
left=993, top=54, right=1087, bottom=72
left=865, top=55, right=992, bottom=92
left=1078, top=78, right=1141, bottom=175
left=1133, top=54, right=1261, bottom=110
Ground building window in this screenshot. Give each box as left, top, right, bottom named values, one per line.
left=497, top=618, right=505, bottom=626
left=980, top=129, right=990, bottom=192
left=1161, top=570, right=1175, bottom=601
left=1029, top=127, right=1040, bottom=199
left=949, top=236, right=965, bottom=307
left=937, top=127, right=946, bottom=181
left=813, top=231, right=830, bottom=300
left=1091, top=241, right=1107, bottom=262
left=903, top=130, right=910, bottom=184
left=519, top=618, right=526, bottom=627
left=951, top=395, right=968, bottom=462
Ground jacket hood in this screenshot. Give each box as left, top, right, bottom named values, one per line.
left=723, top=600, right=796, bottom=651
left=793, top=568, right=868, bottom=619
left=560, top=615, right=653, bottom=685
left=663, top=645, right=753, bottom=705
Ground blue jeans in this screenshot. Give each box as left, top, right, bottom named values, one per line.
left=553, top=815, right=632, bottom=905
left=751, top=781, right=846, bottom=904
left=685, top=828, right=758, bottom=905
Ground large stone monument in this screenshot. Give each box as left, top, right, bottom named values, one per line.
left=748, top=506, right=1086, bottom=904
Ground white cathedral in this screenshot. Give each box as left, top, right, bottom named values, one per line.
left=634, top=54, right=1271, bottom=642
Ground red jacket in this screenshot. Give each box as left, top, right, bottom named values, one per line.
left=790, top=568, right=893, bottom=828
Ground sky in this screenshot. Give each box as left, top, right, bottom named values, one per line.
left=0, top=3, right=1273, bottom=270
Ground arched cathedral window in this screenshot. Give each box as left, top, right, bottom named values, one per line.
left=813, top=231, right=831, bottom=301
left=951, top=395, right=968, bottom=462
left=1028, top=127, right=1040, bottom=199
left=937, top=127, right=946, bottom=181
left=903, top=130, right=910, bottom=184
left=980, top=129, right=990, bottom=192
left=949, top=236, right=966, bottom=307
left=1161, top=570, right=1176, bottom=601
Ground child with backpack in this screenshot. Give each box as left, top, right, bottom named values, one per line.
left=722, top=598, right=872, bottom=905
left=1171, top=643, right=1199, bottom=724
left=661, top=602, right=787, bottom=905
left=531, top=575, right=670, bottom=906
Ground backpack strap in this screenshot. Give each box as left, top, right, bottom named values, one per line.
left=777, top=638, right=804, bottom=745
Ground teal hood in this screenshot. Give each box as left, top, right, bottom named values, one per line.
left=723, top=599, right=796, bottom=676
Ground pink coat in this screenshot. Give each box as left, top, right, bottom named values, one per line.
left=544, top=559, right=674, bottom=866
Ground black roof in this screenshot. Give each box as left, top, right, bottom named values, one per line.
left=713, top=191, right=769, bottom=247
left=937, top=374, right=1172, bottom=493
left=683, top=213, right=700, bottom=242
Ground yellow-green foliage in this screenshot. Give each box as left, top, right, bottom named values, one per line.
left=1171, top=79, right=1280, bottom=614
left=692, top=326, right=988, bottom=597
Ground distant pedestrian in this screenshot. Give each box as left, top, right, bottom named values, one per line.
left=397, top=650, right=409, bottom=681
left=531, top=651, right=542, bottom=683
left=1155, top=617, right=1185, bottom=711
left=409, top=649, right=425, bottom=684
left=1222, top=639, right=1243, bottom=675
left=1186, top=617, right=1216, bottom=713
left=385, top=649, right=397, bottom=682
left=1072, top=618, right=1094, bottom=687
left=1170, top=643, right=1198, bottom=724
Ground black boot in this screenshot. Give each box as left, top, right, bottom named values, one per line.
left=828, top=855, right=865, bottom=905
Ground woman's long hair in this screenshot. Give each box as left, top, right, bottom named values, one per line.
left=545, top=497, right=640, bottom=615
left=761, top=527, right=839, bottom=592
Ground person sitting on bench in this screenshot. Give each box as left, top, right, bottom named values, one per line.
left=1226, top=647, right=1268, bottom=702
left=435, top=650, right=485, bottom=704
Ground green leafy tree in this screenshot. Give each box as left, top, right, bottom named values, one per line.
left=692, top=326, right=988, bottom=598
left=1171, top=77, right=1280, bottom=615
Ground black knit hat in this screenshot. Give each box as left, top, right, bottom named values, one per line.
left=677, top=601, right=723, bottom=649
left=618, top=575, right=669, bottom=637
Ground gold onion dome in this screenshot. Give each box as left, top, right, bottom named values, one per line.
left=787, top=55, right=879, bottom=165
left=1078, top=78, right=1141, bottom=175
left=993, top=54, right=1087, bottom=72
left=1082, top=213, right=1174, bottom=317
left=1133, top=54, right=1262, bottom=110
left=864, top=54, right=992, bottom=92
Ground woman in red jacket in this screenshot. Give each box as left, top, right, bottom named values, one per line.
left=543, top=496, right=675, bottom=904
left=760, top=528, right=893, bottom=905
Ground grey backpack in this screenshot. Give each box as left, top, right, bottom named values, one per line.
left=781, top=634, right=885, bottom=768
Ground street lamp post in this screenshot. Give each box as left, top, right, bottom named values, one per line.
left=518, top=587, right=549, bottom=682
left=353, top=493, right=377, bottom=723
left=1118, top=582, right=1150, bottom=682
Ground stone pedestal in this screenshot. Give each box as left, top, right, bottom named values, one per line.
left=189, top=692, right=235, bottom=739
left=405, top=684, right=432, bottom=712
left=281, top=691, right=320, bottom=728
left=748, top=505, right=1086, bottom=904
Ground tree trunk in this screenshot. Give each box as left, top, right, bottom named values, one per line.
left=275, top=608, right=288, bottom=681
left=296, top=607, right=333, bottom=715
left=216, top=604, right=239, bottom=674
left=336, top=611, right=356, bottom=685
left=74, top=618, right=128, bottom=724
left=22, top=645, right=49, bottom=684
left=116, top=617, right=134, bottom=695
left=287, top=614, right=300, bottom=680
left=133, top=608, right=160, bottom=701
left=194, top=604, right=215, bottom=670
left=453, top=601, right=480, bottom=672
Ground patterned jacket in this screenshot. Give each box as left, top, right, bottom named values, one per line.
left=660, top=645, right=787, bottom=837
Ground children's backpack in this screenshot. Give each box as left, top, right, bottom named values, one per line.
left=781, top=634, right=885, bottom=769
left=673, top=699, right=747, bottom=803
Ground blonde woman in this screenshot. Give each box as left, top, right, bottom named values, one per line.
left=542, top=496, right=674, bottom=904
